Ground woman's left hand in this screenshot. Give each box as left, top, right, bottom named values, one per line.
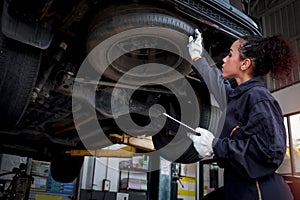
left=187, top=127, right=215, bottom=157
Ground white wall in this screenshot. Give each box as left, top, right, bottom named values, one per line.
left=272, top=83, right=300, bottom=115
left=94, top=157, right=127, bottom=192
left=80, top=156, right=131, bottom=192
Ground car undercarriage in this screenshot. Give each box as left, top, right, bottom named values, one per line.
left=0, top=0, right=261, bottom=182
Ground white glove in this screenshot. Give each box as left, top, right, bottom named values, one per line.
left=187, top=127, right=214, bottom=157
left=187, top=28, right=203, bottom=61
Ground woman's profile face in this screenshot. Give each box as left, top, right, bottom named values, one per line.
left=221, top=39, right=243, bottom=79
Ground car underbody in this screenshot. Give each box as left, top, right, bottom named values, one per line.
left=0, top=0, right=261, bottom=182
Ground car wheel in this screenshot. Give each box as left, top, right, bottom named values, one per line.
left=0, top=30, right=40, bottom=126
left=86, top=4, right=222, bottom=163
left=86, top=4, right=196, bottom=85
left=152, top=79, right=214, bottom=163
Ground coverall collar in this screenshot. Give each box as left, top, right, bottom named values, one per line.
left=229, top=76, right=265, bottom=98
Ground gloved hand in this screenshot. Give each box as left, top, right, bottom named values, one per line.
left=187, top=28, right=203, bottom=61
left=187, top=127, right=215, bottom=157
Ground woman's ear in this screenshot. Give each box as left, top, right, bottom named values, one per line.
left=241, top=58, right=252, bottom=71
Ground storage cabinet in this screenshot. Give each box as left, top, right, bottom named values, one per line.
left=118, top=155, right=149, bottom=198
left=119, top=168, right=148, bottom=191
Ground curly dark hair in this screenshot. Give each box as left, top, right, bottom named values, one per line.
left=238, top=35, right=299, bottom=81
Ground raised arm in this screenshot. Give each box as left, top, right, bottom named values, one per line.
left=192, top=58, right=230, bottom=111
left=187, top=28, right=231, bottom=110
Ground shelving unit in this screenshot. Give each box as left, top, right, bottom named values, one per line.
left=119, top=167, right=148, bottom=192
left=118, top=156, right=149, bottom=200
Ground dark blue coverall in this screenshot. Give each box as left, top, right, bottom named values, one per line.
left=193, top=58, right=293, bottom=200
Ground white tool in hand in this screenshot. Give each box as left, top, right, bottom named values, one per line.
left=163, top=113, right=201, bottom=136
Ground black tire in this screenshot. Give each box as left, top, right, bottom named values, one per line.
left=50, top=154, right=84, bottom=183
left=86, top=4, right=196, bottom=85
left=0, top=31, right=40, bottom=126
left=152, top=79, right=212, bottom=163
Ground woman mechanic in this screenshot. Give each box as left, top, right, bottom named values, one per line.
left=187, top=29, right=298, bottom=200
